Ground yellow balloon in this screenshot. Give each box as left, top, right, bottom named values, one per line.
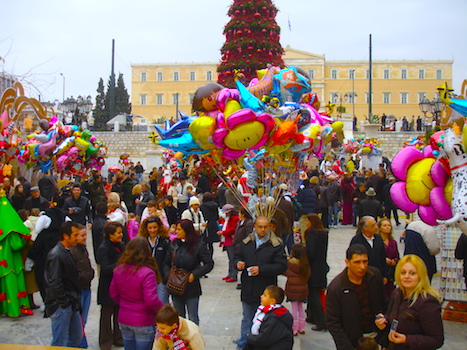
left=444, top=177, right=453, bottom=204
left=256, top=69, right=267, bottom=80
left=331, top=121, right=344, bottom=132
left=223, top=100, right=242, bottom=118
left=406, top=158, right=436, bottom=206
left=189, top=116, right=216, bottom=150
left=267, top=142, right=292, bottom=155
left=346, top=160, right=355, bottom=173
left=362, top=146, right=372, bottom=155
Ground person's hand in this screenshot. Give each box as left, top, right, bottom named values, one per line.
left=217, top=231, right=222, bottom=236
left=188, top=273, right=195, bottom=282
left=135, top=198, right=140, bottom=204
left=202, top=223, right=207, bottom=227
left=237, top=261, right=246, bottom=270
left=389, top=331, right=407, bottom=344
left=374, top=313, right=387, bottom=330
left=386, top=258, right=392, bottom=265
left=383, top=277, right=388, bottom=285
left=249, top=266, right=259, bottom=276
left=87, top=223, right=92, bottom=230
left=68, top=208, right=74, bottom=214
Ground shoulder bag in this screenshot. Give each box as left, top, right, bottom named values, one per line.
left=166, top=250, right=190, bottom=296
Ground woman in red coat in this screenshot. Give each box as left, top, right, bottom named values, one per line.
left=217, top=204, right=239, bottom=282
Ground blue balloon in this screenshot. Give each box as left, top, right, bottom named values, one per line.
left=153, top=112, right=196, bottom=140
left=157, top=132, right=209, bottom=155
left=235, top=79, right=265, bottom=113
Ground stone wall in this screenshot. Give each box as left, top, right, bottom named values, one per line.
left=94, top=130, right=423, bottom=176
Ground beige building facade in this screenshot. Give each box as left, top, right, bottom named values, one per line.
left=131, top=46, right=453, bottom=124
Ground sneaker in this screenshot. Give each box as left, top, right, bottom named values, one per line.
left=225, top=277, right=237, bottom=282
left=222, top=276, right=229, bottom=280
left=236, top=283, right=242, bottom=290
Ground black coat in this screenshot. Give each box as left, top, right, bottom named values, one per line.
left=44, top=242, right=82, bottom=317
left=135, top=189, right=155, bottom=216
left=11, top=194, right=26, bottom=212
left=91, top=213, right=107, bottom=263
left=234, top=232, right=287, bottom=305
left=306, top=229, right=329, bottom=288
left=247, top=306, right=294, bottom=350
left=350, top=233, right=389, bottom=278
left=163, top=239, right=214, bottom=299
left=200, top=200, right=220, bottom=243
left=28, top=208, right=65, bottom=294
left=164, top=205, right=180, bottom=227
left=62, top=195, right=91, bottom=225
left=358, top=198, right=383, bottom=220
left=96, top=238, right=125, bottom=305
left=296, top=187, right=317, bottom=215
left=149, top=236, right=170, bottom=281
left=23, top=195, right=50, bottom=212
left=326, top=266, right=387, bottom=350
left=455, top=233, right=467, bottom=283
left=196, top=174, right=211, bottom=194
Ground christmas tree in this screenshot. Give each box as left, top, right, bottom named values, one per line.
left=217, top=0, right=284, bottom=88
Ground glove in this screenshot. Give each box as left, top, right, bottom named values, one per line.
left=24, top=257, right=34, bottom=272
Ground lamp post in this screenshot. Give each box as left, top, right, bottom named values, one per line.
left=62, top=95, right=93, bottom=127
left=431, top=95, right=443, bottom=126
left=350, top=69, right=356, bottom=117
left=60, top=73, right=65, bottom=102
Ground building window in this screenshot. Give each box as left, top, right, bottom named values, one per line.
left=365, top=92, right=373, bottom=104
left=140, top=94, right=147, bottom=105
left=190, top=71, right=196, bottom=81
left=347, top=93, right=356, bottom=104
left=173, top=93, right=179, bottom=105
left=366, top=69, right=372, bottom=79
left=206, top=71, right=212, bottom=81
left=173, top=71, right=180, bottom=81
left=401, top=69, right=407, bottom=79
left=330, top=93, right=338, bottom=104
left=419, top=69, right=425, bottom=79
left=308, top=69, right=315, bottom=79
left=141, top=72, right=147, bottom=82
left=156, top=94, right=163, bottom=105
left=418, top=92, right=426, bottom=103
left=189, top=93, right=195, bottom=104
left=383, top=93, right=390, bottom=104
left=401, top=92, right=408, bottom=104
left=348, top=69, right=355, bottom=79
left=384, top=69, right=390, bottom=79
left=331, top=69, right=337, bottom=80
left=436, top=69, right=442, bottom=80
left=157, top=71, right=163, bottom=81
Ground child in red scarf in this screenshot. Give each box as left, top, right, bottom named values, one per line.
left=154, top=304, right=205, bottom=350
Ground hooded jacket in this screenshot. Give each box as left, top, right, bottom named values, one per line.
left=200, top=200, right=220, bottom=243
left=247, top=305, right=294, bottom=350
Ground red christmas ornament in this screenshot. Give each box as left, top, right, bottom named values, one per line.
left=254, top=12, right=261, bottom=18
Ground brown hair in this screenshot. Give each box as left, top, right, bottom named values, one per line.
left=156, top=304, right=180, bottom=326
left=304, top=213, right=325, bottom=242
left=264, top=285, right=285, bottom=304
left=116, top=236, right=162, bottom=283
left=356, top=337, right=378, bottom=350
left=290, top=243, right=311, bottom=282
left=103, top=222, right=123, bottom=239
left=138, top=216, right=169, bottom=238
left=377, top=218, right=394, bottom=240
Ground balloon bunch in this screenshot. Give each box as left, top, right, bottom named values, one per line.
left=152, top=65, right=344, bottom=163
left=342, top=139, right=361, bottom=154
left=18, top=116, right=106, bottom=176
left=404, top=136, right=425, bottom=149
left=0, top=111, right=22, bottom=158
left=356, top=138, right=383, bottom=158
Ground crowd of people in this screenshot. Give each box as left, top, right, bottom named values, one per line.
left=0, top=156, right=460, bottom=350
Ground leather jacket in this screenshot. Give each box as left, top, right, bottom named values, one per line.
left=44, top=242, right=82, bottom=317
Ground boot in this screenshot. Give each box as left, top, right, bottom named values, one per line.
left=298, top=317, right=306, bottom=334
left=293, top=320, right=298, bottom=336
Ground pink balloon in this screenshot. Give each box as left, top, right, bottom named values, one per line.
left=418, top=205, right=439, bottom=226
left=431, top=160, right=448, bottom=187
left=391, top=147, right=424, bottom=181
left=423, top=145, right=435, bottom=158
left=430, top=187, right=453, bottom=220
left=390, top=181, right=418, bottom=212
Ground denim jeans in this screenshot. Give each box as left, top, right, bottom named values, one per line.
left=225, top=245, right=237, bottom=280
left=119, top=323, right=155, bottom=350
left=157, top=282, right=169, bottom=304
left=171, top=294, right=200, bottom=325
left=79, top=289, right=92, bottom=348
left=237, top=302, right=258, bottom=349
left=50, top=304, right=83, bottom=347
left=328, top=202, right=339, bottom=226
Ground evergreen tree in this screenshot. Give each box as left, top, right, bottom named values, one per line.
left=93, top=78, right=107, bottom=131
left=115, top=73, right=131, bottom=115
left=217, top=0, right=284, bottom=88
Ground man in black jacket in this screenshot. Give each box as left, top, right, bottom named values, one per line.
left=349, top=216, right=388, bottom=280
left=326, top=244, right=387, bottom=350
left=44, top=221, right=82, bottom=347
left=135, top=182, right=155, bottom=217
left=234, top=216, right=287, bottom=350
left=62, top=183, right=91, bottom=227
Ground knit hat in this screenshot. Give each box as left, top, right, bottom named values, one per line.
left=189, top=197, right=200, bottom=206
left=366, top=187, right=376, bottom=196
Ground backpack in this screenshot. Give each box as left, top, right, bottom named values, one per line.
left=285, top=195, right=302, bottom=221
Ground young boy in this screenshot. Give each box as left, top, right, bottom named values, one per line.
left=154, top=304, right=205, bottom=350
left=164, top=195, right=179, bottom=227
left=247, top=285, right=294, bottom=350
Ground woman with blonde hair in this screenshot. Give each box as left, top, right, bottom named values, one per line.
left=375, top=254, right=444, bottom=349
left=138, top=216, right=170, bottom=303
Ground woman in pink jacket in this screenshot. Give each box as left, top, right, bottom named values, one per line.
left=110, top=237, right=164, bottom=350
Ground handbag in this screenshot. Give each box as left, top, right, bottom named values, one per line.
left=166, top=251, right=190, bottom=296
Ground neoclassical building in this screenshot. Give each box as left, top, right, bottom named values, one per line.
left=131, top=46, right=453, bottom=123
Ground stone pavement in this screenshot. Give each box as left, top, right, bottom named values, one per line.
left=1, top=220, right=466, bottom=349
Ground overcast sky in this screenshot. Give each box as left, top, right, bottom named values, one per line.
left=1, top=0, right=466, bottom=104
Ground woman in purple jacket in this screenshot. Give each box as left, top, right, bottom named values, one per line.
left=110, top=237, right=164, bottom=350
